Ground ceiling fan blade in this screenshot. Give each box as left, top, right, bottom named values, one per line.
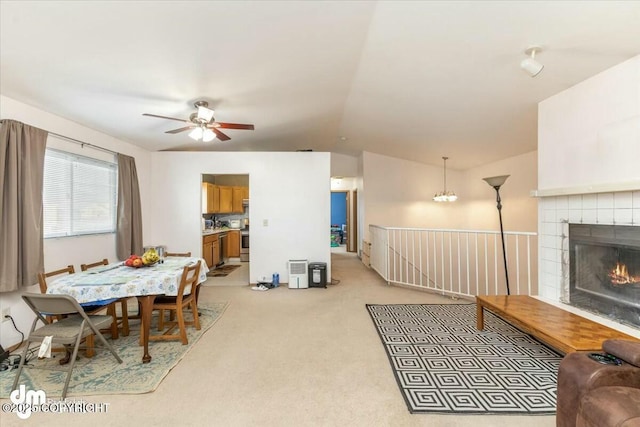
left=165, top=126, right=194, bottom=134
left=212, top=128, right=231, bottom=141
left=142, top=113, right=190, bottom=123
left=214, top=122, right=255, bottom=130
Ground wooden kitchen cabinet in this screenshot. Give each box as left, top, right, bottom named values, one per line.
left=209, top=184, right=220, bottom=213
left=219, top=186, right=233, bottom=213
left=227, top=230, right=240, bottom=257
left=242, top=186, right=249, bottom=200
left=202, top=183, right=221, bottom=214
left=203, top=234, right=216, bottom=268
left=232, top=187, right=244, bottom=213
left=212, top=239, right=220, bottom=266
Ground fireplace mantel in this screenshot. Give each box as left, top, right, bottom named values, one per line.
left=531, top=181, right=640, bottom=198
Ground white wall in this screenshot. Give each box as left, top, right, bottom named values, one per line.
left=361, top=151, right=466, bottom=241
left=536, top=55, right=640, bottom=337
left=0, top=95, right=152, bottom=348
left=358, top=149, right=538, bottom=258
left=538, top=55, right=640, bottom=191
left=330, top=153, right=358, bottom=177
left=147, top=152, right=331, bottom=285
left=461, top=151, right=538, bottom=233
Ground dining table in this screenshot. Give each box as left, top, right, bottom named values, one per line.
left=46, top=256, right=209, bottom=363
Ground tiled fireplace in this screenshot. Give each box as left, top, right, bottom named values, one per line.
left=538, top=191, right=640, bottom=329
left=569, top=223, right=640, bottom=328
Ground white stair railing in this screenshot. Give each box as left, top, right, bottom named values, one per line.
left=369, top=225, right=538, bottom=298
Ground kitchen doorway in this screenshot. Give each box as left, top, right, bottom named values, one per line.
left=201, top=173, right=250, bottom=286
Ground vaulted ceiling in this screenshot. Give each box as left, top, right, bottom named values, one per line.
left=1, top=1, right=639, bottom=170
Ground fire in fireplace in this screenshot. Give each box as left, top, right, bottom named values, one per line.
left=609, top=261, right=640, bottom=286
left=569, top=224, right=640, bottom=329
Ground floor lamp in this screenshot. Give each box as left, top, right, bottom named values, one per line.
left=483, top=175, right=511, bottom=295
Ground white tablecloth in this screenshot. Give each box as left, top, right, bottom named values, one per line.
left=46, top=257, right=209, bottom=304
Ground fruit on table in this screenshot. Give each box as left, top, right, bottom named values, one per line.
left=124, top=254, right=142, bottom=267
left=142, top=248, right=160, bottom=265
left=124, top=249, right=160, bottom=267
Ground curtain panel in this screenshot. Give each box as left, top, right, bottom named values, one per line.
left=116, top=154, right=143, bottom=260
left=0, top=120, right=48, bottom=292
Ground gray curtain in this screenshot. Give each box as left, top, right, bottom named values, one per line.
left=0, top=120, right=48, bottom=292
left=116, top=153, right=143, bottom=260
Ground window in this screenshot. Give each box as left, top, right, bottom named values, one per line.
left=43, top=148, right=117, bottom=238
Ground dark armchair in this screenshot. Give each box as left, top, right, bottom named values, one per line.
left=556, top=339, right=640, bottom=427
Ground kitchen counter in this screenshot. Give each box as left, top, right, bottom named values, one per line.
left=202, top=228, right=230, bottom=236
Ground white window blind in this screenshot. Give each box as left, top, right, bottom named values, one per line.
left=43, top=148, right=117, bottom=238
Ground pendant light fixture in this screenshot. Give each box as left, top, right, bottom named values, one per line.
left=433, top=156, right=457, bottom=202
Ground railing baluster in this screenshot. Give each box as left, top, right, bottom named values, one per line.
left=440, top=231, right=445, bottom=293
left=405, top=229, right=409, bottom=284
left=516, top=234, right=520, bottom=295
left=448, top=232, right=452, bottom=294
left=433, top=231, right=438, bottom=291
left=457, top=232, right=461, bottom=295
left=527, top=234, right=532, bottom=295
left=418, top=230, right=423, bottom=288
left=484, top=234, right=489, bottom=295
left=426, top=231, right=430, bottom=289
left=466, top=232, right=470, bottom=296
left=474, top=233, right=478, bottom=296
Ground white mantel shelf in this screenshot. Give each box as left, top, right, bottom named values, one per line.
left=531, top=180, right=640, bottom=198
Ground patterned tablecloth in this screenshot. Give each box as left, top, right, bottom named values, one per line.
left=46, top=257, right=209, bottom=304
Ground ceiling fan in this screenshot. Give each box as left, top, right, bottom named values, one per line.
left=142, top=100, right=254, bottom=142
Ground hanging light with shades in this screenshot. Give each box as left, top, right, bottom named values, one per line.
left=433, top=156, right=457, bottom=202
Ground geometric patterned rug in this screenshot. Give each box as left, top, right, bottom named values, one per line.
left=366, top=303, right=562, bottom=415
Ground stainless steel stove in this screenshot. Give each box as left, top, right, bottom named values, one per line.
left=240, top=228, right=249, bottom=262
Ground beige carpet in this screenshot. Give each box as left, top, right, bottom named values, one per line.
left=0, top=252, right=555, bottom=426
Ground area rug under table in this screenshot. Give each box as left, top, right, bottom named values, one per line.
left=366, top=303, right=562, bottom=415
left=0, top=302, right=228, bottom=398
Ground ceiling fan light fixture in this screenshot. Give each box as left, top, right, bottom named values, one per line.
left=520, top=46, right=544, bottom=77
left=197, top=105, right=215, bottom=122
left=202, top=128, right=216, bottom=142
left=433, top=156, right=457, bottom=202
left=189, top=126, right=204, bottom=141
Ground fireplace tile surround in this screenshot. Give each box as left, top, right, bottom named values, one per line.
left=537, top=190, right=640, bottom=336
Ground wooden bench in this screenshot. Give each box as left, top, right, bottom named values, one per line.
left=476, top=295, right=638, bottom=355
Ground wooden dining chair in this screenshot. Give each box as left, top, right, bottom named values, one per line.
left=165, top=251, right=199, bottom=305
left=143, top=261, right=202, bottom=345
left=80, top=258, right=131, bottom=336
left=38, top=265, right=75, bottom=323
left=165, top=251, right=192, bottom=257
left=38, top=265, right=119, bottom=359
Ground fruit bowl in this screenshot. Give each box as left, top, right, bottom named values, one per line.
left=124, top=254, right=159, bottom=268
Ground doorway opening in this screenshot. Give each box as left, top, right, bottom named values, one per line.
left=201, top=173, right=250, bottom=286
left=330, top=177, right=357, bottom=253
